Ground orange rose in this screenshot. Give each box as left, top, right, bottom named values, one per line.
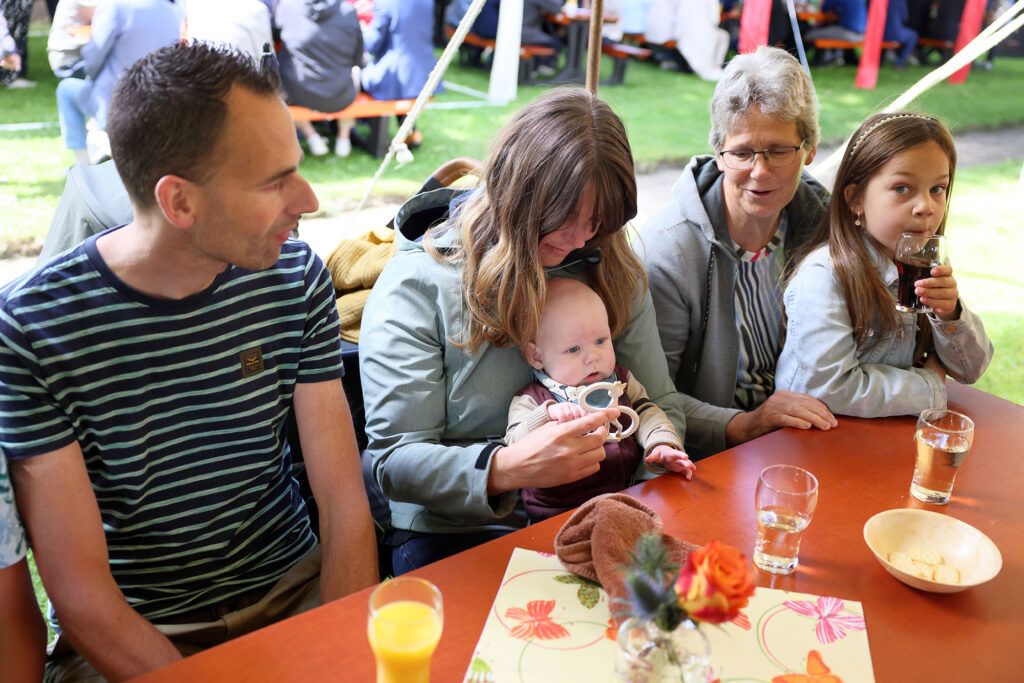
left=674, top=541, right=755, bottom=624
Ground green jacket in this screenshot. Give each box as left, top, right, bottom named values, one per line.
left=360, top=188, right=686, bottom=534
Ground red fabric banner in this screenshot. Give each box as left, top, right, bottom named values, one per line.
left=855, top=0, right=889, bottom=89
left=739, top=0, right=773, bottom=53
left=949, top=0, right=987, bottom=83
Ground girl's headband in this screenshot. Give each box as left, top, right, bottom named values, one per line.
left=848, top=114, right=935, bottom=156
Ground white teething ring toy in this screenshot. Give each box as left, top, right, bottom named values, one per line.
left=576, top=381, right=639, bottom=443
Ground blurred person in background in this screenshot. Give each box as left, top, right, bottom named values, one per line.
left=361, top=0, right=439, bottom=147
left=344, top=0, right=372, bottom=25
left=805, top=0, right=868, bottom=65
left=47, top=0, right=97, bottom=79
left=55, top=0, right=183, bottom=165
left=1, top=11, right=21, bottom=73
left=185, top=0, right=273, bottom=63
left=0, top=0, right=32, bottom=87
left=884, top=0, right=920, bottom=67
left=645, top=0, right=728, bottom=80
left=276, top=0, right=363, bottom=157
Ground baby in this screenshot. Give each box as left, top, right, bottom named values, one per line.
left=506, top=278, right=695, bottom=521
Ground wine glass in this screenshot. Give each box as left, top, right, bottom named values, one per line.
left=894, top=233, right=948, bottom=313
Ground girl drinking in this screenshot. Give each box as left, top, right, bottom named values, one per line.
left=775, top=112, right=993, bottom=417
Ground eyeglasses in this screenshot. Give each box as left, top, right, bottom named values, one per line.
left=718, top=141, right=805, bottom=170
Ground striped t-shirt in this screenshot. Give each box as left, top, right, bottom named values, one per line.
left=732, top=216, right=787, bottom=411
left=0, top=233, right=343, bottom=620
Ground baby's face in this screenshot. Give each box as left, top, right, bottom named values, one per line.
left=528, top=285, right=616, bottom=387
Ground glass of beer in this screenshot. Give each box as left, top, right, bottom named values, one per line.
left=367, top=577, right=444, bottom=683
left=911, top=409, right=975, bottom=505
left=895, top=232, right=948, bottom=313
left=753, top=465, right=819, bottom=574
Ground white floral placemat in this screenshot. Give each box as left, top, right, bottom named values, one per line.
left=464, top=547, right=874, bottom=682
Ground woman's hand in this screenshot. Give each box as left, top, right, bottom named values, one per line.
left=916, top=264, right=960, bottom=320
left=725, top=390, right=837, bottom=447
left=487, top=408, right=618, bottom=495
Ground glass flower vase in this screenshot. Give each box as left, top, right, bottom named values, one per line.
left=615, top=617, right=711, bottom=683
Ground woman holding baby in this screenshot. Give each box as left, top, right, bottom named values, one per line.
left=359, top=88, right=690, bottom=574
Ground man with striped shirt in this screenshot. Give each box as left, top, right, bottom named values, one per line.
left=0, top=42, right=377, bottom=680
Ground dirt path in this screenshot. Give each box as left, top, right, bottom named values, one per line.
left=3, top=126, right=1023, bottom=286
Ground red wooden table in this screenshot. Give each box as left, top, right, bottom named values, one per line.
left=134, top=383, right=1023, bottom=682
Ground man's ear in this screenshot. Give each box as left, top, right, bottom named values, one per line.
left=525, top=342, right=545, bottom=371
left=843, top=183, right=861, bottom=215
left=153, top=175, right=199, bottom=229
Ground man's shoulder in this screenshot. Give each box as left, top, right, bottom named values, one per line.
left=1, top=246, right=96, bottom=311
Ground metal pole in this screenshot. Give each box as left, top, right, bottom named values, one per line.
left=784, top=0, right=810, bottom=73
left=586, top=0, right=605, bottom=94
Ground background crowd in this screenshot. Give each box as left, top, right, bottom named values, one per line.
left=3, top=0, right=1012, bottom=165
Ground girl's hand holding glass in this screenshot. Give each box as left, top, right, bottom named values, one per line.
left=915, top=264, right=960, bottom=320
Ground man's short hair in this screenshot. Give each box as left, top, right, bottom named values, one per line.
left=106, top=41, right=283, bottom=209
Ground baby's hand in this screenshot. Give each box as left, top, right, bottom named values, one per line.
left=547, top=402, right=586, bottom=423
left=645, top=444, right=695, bottom=480
left=917, top=264, right=959, bottom=320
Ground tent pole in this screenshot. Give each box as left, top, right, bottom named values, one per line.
left=586, top=0, right=605, bottom=94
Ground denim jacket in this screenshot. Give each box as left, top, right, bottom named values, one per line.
left=776, top=240, right=993, bottom=417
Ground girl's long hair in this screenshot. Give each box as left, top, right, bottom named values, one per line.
left=429, top=88, right=644, bottom=353
left=792, top=112, right=956, bottom=350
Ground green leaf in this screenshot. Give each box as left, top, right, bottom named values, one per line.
left=465, top=656, right=494, bottom=682
left=554, top=574, right=584, bottom=585
left=578, top=583, right=600, bottom=609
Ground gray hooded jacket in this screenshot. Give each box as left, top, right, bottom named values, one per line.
left=636, top=155, right=829, bottom=458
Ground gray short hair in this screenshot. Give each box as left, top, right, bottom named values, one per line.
left=708, top=46, right=820, bottom=152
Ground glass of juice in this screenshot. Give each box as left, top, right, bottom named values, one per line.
left=753, top=464, right=819, bottom=575
left=895, top=232, right=948, bottom=313
left=911, top=409, right=975, bottom=504
left=367, top=577, right=443, bottom=683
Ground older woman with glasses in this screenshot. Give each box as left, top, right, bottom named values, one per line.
left=636, top=45, right=838, bottom=460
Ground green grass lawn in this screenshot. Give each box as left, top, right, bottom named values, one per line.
left=4, top=31, right=1024, bottom=252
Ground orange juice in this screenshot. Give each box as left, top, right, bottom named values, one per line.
left=368, top=600, right=442, bottom=683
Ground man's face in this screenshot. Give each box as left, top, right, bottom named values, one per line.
left=189, top=86, right=319, bottom=271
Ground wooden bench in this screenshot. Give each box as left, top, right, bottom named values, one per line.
left=443, top=25, right=557, bottom=85
left=601, top=42, right=652, bottom=85
left=812, top=38, right=901, bottom=51
left=621, top=32, right=676, bottom=50
left=288, top=93, right=422, bottom=158
left=918, top=37, right=955, bottom=49
left=917, top=36, right=956, bottom=61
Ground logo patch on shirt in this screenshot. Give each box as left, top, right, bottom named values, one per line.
left=239, top=346, right=264, bottom=378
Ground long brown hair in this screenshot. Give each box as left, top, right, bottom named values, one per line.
left=812, top=112, right=957, bottom=349
left=429, top=88, right=645, bottom=352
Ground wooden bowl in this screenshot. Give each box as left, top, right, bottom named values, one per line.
left=863, top=508, right=1002, bottom=593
